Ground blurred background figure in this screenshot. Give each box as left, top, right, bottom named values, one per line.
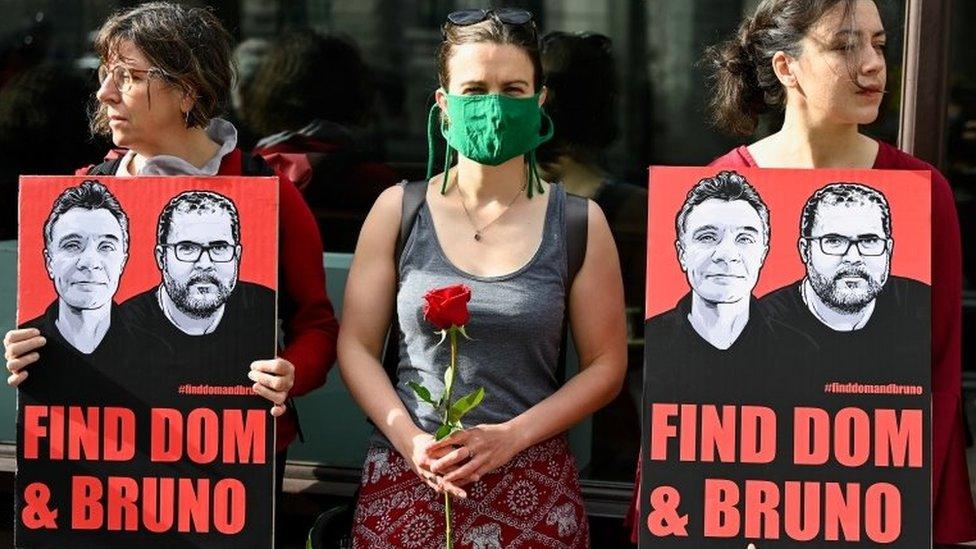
left=0, top=12, right=104, bottom=240
left=537, top=30, right=645, bottom=481
left=230, top=36, right=271, bottom=150
left=243, top=29, right=399, bottom=252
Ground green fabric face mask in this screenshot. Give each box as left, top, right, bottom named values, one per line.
left=426, top=91, right=554, bottom=196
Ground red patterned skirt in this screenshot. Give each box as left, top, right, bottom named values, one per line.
left=352, top=436, right=590, bottom=548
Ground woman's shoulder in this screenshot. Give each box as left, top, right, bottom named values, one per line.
left=76, top=149, right=128, bottom=175
left=707, top=145, right=755, bottom=168
left=872, top=140, right=952, bottom=197
left=873, top=140, right=940, bottom=173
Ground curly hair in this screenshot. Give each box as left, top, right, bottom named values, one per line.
left=702, top=0, right=875, bottom=135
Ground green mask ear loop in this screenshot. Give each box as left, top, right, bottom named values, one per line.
left=527, top=151, right=540, bottom=199
left=441, top=142, right=454, bottom=195
left=426, top=101, right=456, bottom=195
left=425, top=103, right=440, bottom=183
left=526, top=109, right=556, bottom=199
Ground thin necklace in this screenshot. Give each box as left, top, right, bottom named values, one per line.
left=453, top=170, right=527, bottom=242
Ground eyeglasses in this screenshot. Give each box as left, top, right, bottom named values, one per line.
left=446, top=8, right=534, bottom=27
left=162, top=241, right=236, bottom=263
left=805, top=234, right=889, bottom=256
left=97, top=64, right=167, bottom=94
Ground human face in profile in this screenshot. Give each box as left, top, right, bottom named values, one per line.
left=45, top=208, right=127, bottom=311
left=677, top=199, right=768, bottom=305
left=157, top=209, right=240, bottom=318
left=95, top=39, right=188, bottom=155
left=802, top=201, right=891, bottom=312
left=790, top=0, right=887, bottom=126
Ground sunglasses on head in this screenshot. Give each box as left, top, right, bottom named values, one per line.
left=446, top=8, right=534, bottom=27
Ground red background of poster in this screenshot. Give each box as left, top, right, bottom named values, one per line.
left=645, top=167, right=932, bottom=319
left=17, top=176, right=279, bottom=323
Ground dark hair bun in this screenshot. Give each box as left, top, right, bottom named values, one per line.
left=702, top=0, right=861, bottom=135
left=704, top=22, right=767, bottom=136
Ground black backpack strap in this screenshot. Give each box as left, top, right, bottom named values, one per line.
left=241, top=153, right=276, bottom=176
left=380, top=183, right=584, bottom=385
left=395, top=181, right=428, bottom=265
left=565, top=193, right=588, bottom=283
left=557, top=192, right=589, bottom=383
left=381, top=180, right=428, bottom=382
left=86, top=157, right=124, bottom=176
left=593, top=183, right=629, bottom=231
left=86, top=153, right=275, bottom=177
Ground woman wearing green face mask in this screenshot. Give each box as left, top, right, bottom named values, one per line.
left=339, top=8, right=627, bottom=547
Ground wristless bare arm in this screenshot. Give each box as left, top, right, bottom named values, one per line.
left=338, top=186, right=422, bottom=452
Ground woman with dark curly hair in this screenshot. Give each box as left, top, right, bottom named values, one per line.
left=628, top=0, right=976, bottom=544
left=245, top=30, right=399, bottom=252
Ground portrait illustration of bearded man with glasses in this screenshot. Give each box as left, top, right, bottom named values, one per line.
left=119, top=190, right=276, bottom=389
left=761, top=183, right=930, bottom=378
left=154, top=191, right=245, bottom=335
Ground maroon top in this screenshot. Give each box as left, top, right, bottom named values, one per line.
left=216, top=149, right=340, bottom=452
left=628, top=141, right=976, bottom=544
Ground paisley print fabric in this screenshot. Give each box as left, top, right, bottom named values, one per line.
left=352, top=436, right=589, bottom=548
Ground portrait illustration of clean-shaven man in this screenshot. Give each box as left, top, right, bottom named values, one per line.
left=120, top=190, right=276, bottom=388
left=645, top=170, right=810, bottom=401
left=22, top=180, right=129, bottom=356
left=641, top=170, right=817, bottom=532
left=761, top=183, right=930, bottom=379
left=18, top=179, right=143, bottom=417
left=672, top=171, right=768, bottom=350
left=647, top=170, right=768, bottom=350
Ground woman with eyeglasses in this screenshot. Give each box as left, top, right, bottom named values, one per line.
left=625, top=0, right=976, bottom=544
left=1, top=0, right=339, bottom=520
left=338, top=8, right=626, bottom=547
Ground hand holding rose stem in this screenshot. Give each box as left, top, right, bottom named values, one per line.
left=408, top=284, right=484, bottom=549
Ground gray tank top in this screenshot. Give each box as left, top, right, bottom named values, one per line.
left=370, top=185, right=569, bottom=449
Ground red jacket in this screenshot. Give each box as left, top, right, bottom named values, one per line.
left=79, top=148, right=340, bottom=453
left=627, top=141, right=976, bottom=544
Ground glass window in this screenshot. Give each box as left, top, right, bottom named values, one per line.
left=0, top=0, right=910, bottom=488
left=947, top=1, right=976, bottom=296
left=946, top=0, right=976, bottom=496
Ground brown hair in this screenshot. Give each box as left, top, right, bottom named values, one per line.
left=704, top=0, right=873, bottom=135
left=90, top=2, right=234, bottom=135
left=536, top=32, right=618, bottom=167
left=245, top=30, right=373, bottom=136
left=437, top=15, right=543, bottom=91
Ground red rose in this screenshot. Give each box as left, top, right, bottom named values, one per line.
left=422, top=284, right=471, bottom=330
